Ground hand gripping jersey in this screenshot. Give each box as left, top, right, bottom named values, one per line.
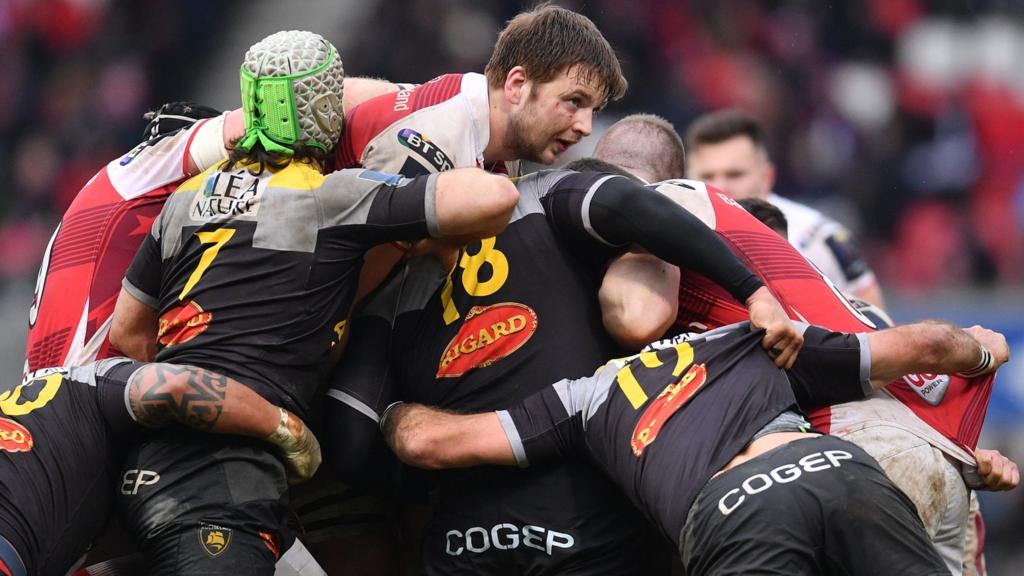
left=0, top=358, right=142, bottom=575
left=123, top=163, right=440, bottom=420
left=498, top=325, right=868, bottom=548
left=661, top=179, right=992, bottom=466
left=24, top=121, right=220, bottom=375
left=768, top=193, right=878, bottom=296
left=334, top=72, right=518, bottom=176
left=329, top=170, right=765, bottom=575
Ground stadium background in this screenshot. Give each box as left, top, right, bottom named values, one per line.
left=0, top=0, right=1021, bottom=571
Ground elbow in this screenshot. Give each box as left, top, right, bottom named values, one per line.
left=475, top=176, right=519, bottom=238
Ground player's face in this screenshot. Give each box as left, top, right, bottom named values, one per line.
left=686, top=136, right=774, bottom=200
left=507, top=65, right=605, bottom=164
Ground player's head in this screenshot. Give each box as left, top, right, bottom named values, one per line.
left=564, top=157, right=645, bottom=183
left=593, top=114, right=686, bottom=183
left=684, top=110, right=775, bottom=201
left=235, top=30, right=344, bottom=166
left=142, top=102, right=222, bottom=141
left=485, top=4, right=627, bottom=164
left=736, top=197, right=788, bottom=239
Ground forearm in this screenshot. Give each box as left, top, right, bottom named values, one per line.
left=127, top=363, right=278, bottom=436
left=868, top=322, right=993, bottom=389
left=382, top=403, right=515, bottom=469
left=589, top=181, right=763, bottom=303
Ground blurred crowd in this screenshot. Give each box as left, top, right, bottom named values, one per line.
left=4, top=0, right=1024, bottom=290
left=0, top=0, right=232, bottom=277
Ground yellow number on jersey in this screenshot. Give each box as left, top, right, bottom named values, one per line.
left=178, top=228, right=236, bottom=300
left=0, top=372, right=64, bottom=416
left=440, top=237, right=510, bottom=325
left=615, top=342, right=695, bottom=410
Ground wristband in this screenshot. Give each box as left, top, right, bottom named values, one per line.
left=958, top=345, right=995, bottom=378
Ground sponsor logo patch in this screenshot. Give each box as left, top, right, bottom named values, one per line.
left=158, top=300, right=212, bottom=347
left=630, top=363, right=708, bottom=457
left=199, top=523, right=232, bottom=557
left=397, top=128, right=453, bottom=172
left=437, top=303, right=537, bottom=378
left=900, top=373, right=951, bottom=406
left=0, top=417, right=32, bottom=453
left=190, top=171, right=264, bottom=220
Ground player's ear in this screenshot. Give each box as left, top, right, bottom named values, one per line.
left=504, top=66, right=528, bottom=106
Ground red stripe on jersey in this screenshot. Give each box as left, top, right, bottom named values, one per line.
left=181, top=117, right=211, bottom=174
left=412, top=74, right=463, bottom=111
left=334, top=103, right=361, bottom=168
left=26, top=327, right=71, bottom=370
left=49, top=204, right=117, bottom=273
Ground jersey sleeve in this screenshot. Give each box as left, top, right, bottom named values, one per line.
left=538, top=171, right=765, bottom=303
left=317, top=169, right=440, bottom=240
left=498, top=380, right=586, bottom=468
left=90, top=357, right=148, bottom=437
left=335, top=75, right=467, bottom=176
left=108, top=118, right=217, bottom=199
left=122, top=214, right=164, bottom=309
left=786, top=325, right=872, bottom=409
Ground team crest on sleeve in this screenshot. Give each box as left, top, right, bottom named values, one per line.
left=0, top=417, right=33, bottom=453
left=437, top=303, right=538, bottom=378
left=199, top=522, right=232, bottom=557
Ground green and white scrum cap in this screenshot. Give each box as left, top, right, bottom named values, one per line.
left=238, top=30, right=344, bottom=156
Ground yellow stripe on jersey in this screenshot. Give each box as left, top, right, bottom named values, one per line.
left=616, top=365, right=649, bottom=410
left=269, top=161, right=325, bottom=189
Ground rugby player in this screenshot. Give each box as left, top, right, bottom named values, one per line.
left=586, top=114, right=1016, bottom=574
left=0, top=358, right=320, bottom=576
left=108, top=30, right=518, bottom=575
left=327, top=155, right=804, bottom=575
left=381, top=319, right=1008, bottom=575
left=684, top=109, right=886, bottom=308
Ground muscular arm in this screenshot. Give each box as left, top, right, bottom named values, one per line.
left=382, top=403, right=515, bottom=470
left=109, top=287, right=158, bottom=362
left=126, top=363, right=320, bottom=480
left=867, top=322, right=1006, bottom=389
left=434, top=168, right=518, bottom=240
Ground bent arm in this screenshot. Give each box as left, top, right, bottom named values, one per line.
left=599, top=251, right=679, bottom=350
left=110, top=287, right=158, bottom=362
left=381, top=403, right=515, bottom=470
left=434, top=168, right=518, bottom=240
left=127, top=363, right=320, bottom=480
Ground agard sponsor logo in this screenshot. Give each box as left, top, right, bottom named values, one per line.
left=437, top=303, right=537, bottom=378
left=0, top=417, right=33, bottom=453
left=631, top=363, right=708, bottom=457
left=158, top=300, right=212, bottom=347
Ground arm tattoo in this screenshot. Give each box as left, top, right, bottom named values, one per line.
left=129, top=364, right=228, bottom=432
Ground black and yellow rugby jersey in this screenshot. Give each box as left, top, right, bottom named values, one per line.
left=124, top=162, right=439, bottom=420
left=500, top=324, right=869, bottom=545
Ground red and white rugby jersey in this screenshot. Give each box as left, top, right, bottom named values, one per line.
left=24, top=119, right=219, bottom=374
left=334, top=72, right=518, bottom=176
left=656, top=179, right=990, bottom=465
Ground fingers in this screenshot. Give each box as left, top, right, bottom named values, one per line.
left=761, top=325, right=803, bottom=369
left=975, top=449, right=1020, bottom=491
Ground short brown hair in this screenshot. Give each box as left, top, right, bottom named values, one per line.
left=594, top=114, right=686, bottom=181
left=684, top=109, right=768, bottom=153
left=485, top=4, right=627, bottom=104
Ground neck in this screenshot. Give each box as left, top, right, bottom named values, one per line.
left=483, top=86, right=510, bottom=166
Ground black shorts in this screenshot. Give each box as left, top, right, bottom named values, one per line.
left=422, top=460, right=670, bottom=576
left=116, top=432, right=292, bottom=576
left=681, top=435, right=950, bottom=576
left=0, top=358, right=140, bottom=576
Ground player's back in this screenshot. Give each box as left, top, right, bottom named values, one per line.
left=125, top=161, right=433, bottom=420
left=24, top=122, right=213, bottom=374
left=656, top=179, right=876, bottom=335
